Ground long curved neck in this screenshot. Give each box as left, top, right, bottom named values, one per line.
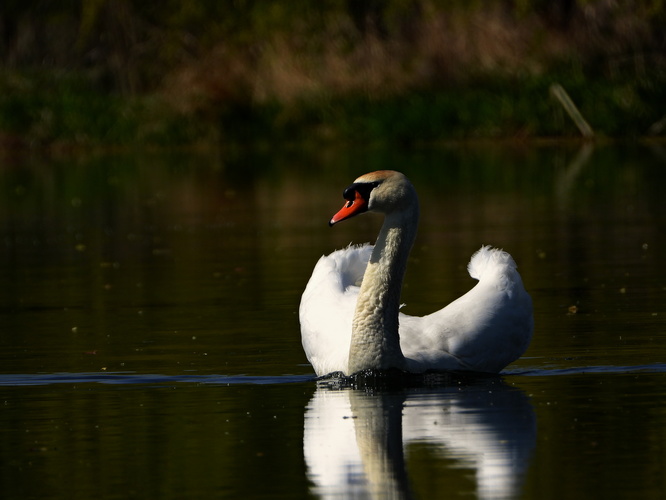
left=348, top=203, right=419, bottom=374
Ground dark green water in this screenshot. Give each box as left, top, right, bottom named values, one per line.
left=0, top=144, right=664, bottom=499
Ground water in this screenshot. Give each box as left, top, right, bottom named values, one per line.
left=0, top=143, right=665, bottom=499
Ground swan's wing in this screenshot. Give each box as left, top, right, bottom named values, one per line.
left=402, top=247, right=533, bottom=374
left=300, top=245, right=373, bottom=376
left=399, top=313, right=467, bottom=371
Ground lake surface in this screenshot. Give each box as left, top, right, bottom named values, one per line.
left=0, top=143, right=664, bottom=499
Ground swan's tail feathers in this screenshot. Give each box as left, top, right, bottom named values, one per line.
left=467, top=245, right=518, bottom=281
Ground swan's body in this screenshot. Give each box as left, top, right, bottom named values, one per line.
left=300, top=170, right=533, bottom=377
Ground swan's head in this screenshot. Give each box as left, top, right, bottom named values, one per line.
left=329, top=170, right=416, bottom=226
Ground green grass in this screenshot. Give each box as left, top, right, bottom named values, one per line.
left=1, top=70, right=665, bottom=149
left=282, top=73, right=666, bottom=144
left=0, top=72, right=207, bottom=148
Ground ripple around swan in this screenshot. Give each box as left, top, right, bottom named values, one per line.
left=2, top=363, right=664, bottom=387
left=0, top=372, right=316, bottom=387
left=506, top=363, right=666, bottom=376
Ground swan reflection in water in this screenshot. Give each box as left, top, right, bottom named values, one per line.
left=304, top=375, right=536, bottom=499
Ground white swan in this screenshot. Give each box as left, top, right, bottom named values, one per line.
left=300, top=170, right=533, bottom=377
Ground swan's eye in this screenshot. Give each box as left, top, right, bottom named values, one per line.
left=342, top=186, right=357, bottom=201
left=342, top=181, right=380, bottom=203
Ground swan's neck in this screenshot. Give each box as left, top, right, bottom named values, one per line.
left=348, top=205, right=419, bottom=374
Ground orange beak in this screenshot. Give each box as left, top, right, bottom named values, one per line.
left=329, top=190, right=367, bottom=226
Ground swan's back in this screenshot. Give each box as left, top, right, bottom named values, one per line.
left=401, top=246, right=533, bottom=373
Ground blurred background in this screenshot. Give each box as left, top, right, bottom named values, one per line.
left=1, top=0, right=665, bottom=147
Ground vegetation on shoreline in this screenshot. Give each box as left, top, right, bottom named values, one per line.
left=1, top=1, right=665, bottom=147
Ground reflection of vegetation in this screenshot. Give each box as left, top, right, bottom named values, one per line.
left=2, top=145, right=664, bottom=369
left=1, top=1, right=665, bottom=145
left=0, top=382, right=314, bottom=499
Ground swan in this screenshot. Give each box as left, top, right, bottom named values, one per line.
left=299, top=170, right=533, bottom=377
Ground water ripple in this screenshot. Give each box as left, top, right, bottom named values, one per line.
left=507, top=363, right=666, bottom=376
left=2, top=364, right=664, bottom=387
left=0, top=372, right=316, bottom=387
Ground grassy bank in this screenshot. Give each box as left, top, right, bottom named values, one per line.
left=0, top=72, right=211, bottom=149
left=1, top=1, right=665, bottom=147
left=1, top=69, right=664, bottom=148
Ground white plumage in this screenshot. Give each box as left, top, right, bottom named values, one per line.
left=300, top=171, right=533, bottom=377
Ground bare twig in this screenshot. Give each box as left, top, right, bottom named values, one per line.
left=550, top=83, right=595, bottom=139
